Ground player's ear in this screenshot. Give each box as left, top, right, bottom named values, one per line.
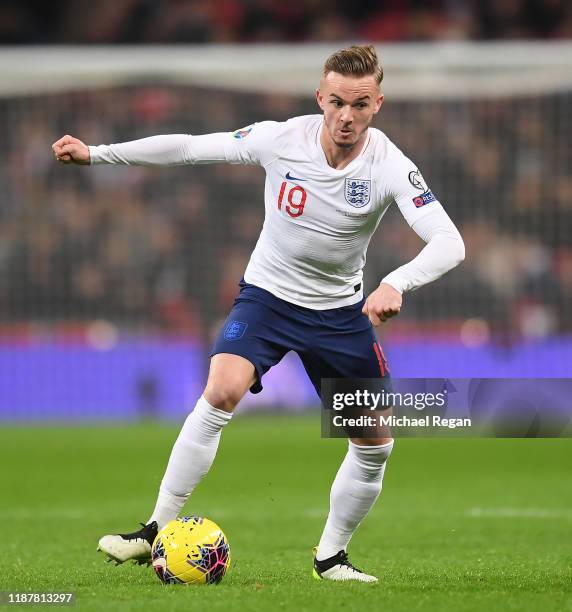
left=316, top=88, right=325, bottom=111
left=373, top=93, right=384, bottom=115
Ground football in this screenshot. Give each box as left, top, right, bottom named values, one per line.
left=151, top=516, right=231, bottom=585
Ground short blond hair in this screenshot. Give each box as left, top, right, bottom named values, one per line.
left=323, top=45, right=383, bottom=86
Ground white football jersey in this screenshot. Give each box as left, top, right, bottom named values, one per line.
left=89, top=113, right=461, bottom=310
left=220, top=114, right=444, bottom=309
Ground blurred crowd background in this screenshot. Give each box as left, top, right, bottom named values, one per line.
left=0, top=1, right=571, bottom=416
left=1, top=0, right=572, bottom=44
left=1, top=83, right=570, bottom=345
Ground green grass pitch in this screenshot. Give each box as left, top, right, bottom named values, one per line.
left=1, top=414, right=570, bottom=611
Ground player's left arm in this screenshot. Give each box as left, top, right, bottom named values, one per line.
left=363, top=167, right=465, bottom=326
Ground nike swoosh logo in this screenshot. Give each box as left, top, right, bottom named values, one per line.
left=285, top=171, right=307, bottom=182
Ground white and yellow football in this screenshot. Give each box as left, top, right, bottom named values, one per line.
left=151, top=516, right=230, bottom=585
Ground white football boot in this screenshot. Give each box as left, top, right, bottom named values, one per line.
left=313, top=548, right=378, bottom=583
left=97, top=521, right=158, bottom=566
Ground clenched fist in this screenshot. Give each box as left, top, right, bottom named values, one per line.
left=52, top=135, right=90, bottom=165
left=362, top=282, right=402, bottom=326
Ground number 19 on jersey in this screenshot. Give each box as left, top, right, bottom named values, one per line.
left=277, top=181, right=307, bottom=218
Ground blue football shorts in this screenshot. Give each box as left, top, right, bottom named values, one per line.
left=211, top=280, right=391, bottom=396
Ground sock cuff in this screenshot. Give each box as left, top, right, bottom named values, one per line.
left=348, top=439, right=394, bottom=461
left=194, top=395, right=233, bottom=426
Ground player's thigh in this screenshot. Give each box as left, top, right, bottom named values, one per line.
left=203, top=353, right=257, bottom=412
left=301, top=328, right=390, bottom=396
left=300, top=305, right=392, bottom=443
left=211, top=284, right=291, bottom=396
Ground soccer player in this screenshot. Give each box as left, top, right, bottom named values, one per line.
left=52, top=45, right=464, bottom=582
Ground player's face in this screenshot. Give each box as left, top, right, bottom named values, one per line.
left=316, top=72, right=384, bottom=149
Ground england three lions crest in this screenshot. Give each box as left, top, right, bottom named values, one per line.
left=345, top=178, right=371, bottom=208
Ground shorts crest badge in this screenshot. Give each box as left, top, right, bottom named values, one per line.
left=223, top=320, right=248, bottom=340
left=345, top=178, right=371, bottom=208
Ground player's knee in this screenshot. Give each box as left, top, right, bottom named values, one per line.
left=203, top=384, right=245, bottom=412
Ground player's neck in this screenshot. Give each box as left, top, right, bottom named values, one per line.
left=320, top=126, right=368, bottom=170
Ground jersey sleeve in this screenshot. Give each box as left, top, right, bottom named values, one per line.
left=88, top=121, right=282, bottom=168
left=386, top=151, right=442, bottom=225
left=222, top=121, right=282, bottom=167
left=378, top=147, right=465, bottom=293
left=380, top=205, right=465, bottom=293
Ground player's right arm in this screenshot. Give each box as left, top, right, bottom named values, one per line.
left=52, top=123, right=281, bottom=168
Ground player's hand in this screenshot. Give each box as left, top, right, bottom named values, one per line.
left=362, top=283, right=402, bottom=326
left=52, top=135, right=90, bottom=165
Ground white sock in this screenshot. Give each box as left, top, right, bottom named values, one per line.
left=148, top=396, right=232, bottom=529
left=316, top=440, right=394, bottom=561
